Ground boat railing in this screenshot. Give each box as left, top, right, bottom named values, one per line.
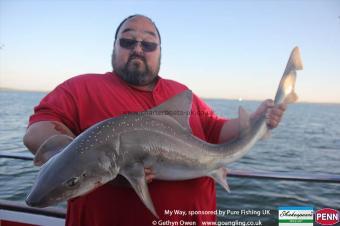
left=1, top=152, right=340, bottom=184
left=0, top=199, right=65, bottom=226
left=0, top=199, right=66, bottom=218
left=0, top=152, right=339, bottom=225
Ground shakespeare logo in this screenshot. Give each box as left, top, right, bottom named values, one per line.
left=278, top=206, right=313, bottom=226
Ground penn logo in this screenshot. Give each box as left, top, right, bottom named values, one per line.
left=315, top=208, right=339, bottom=225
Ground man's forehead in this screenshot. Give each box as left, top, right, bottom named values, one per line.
left=118, top=16, right=158, bottom=39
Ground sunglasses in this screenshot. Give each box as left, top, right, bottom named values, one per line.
left=119, top=38, right=158, bottom=52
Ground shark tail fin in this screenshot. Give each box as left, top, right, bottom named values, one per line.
left=284, top=91, right=298, bottom=105
left=290, top=47, right=303, bottom=71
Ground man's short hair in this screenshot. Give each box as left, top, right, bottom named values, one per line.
left=114, top=14, right=161, bottom=44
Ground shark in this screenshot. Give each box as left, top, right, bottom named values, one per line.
left=26, top=47, right=303, bottom=217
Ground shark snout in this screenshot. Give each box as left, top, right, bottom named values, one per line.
left=25, top=189, right=50, bottom=208
left=26, top=195, right=44, bottom=207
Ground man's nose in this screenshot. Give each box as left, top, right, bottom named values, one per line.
left=132, top=42, right=143, bottom=54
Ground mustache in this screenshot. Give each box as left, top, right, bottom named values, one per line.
left=128, top=54, right=146, bottom=63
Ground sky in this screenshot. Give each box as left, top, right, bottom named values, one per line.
left=0, top=0, right=339, bottom=103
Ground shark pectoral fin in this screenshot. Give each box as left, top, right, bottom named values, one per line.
left=34, top=134, right=73, bottom=166
left=283, top=91, right=298, bottom=104
left=120, top=164, right=159, bottom=218
left=208, top=168, right=230, bottom=192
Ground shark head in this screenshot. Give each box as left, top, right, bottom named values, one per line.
left=26, top=132, right=119, bottom=207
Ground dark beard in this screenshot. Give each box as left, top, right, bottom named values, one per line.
left=114, top=54, right=159, bottom=86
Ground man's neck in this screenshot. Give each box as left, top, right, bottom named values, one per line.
left=129, top=82, right=156, bottom=91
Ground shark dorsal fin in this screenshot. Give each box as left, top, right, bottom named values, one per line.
left=147, top=90, right=193, bottom=132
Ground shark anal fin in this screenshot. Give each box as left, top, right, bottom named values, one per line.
left=34, top=134, right=73, bottom=166
left=120, top=163, right=159, bottom=218
left=208, top=168, right=230, bottom=192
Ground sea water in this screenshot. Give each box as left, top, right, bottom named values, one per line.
left=0, top=90, right=339, bottom=223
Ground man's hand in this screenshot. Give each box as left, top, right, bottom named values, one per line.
left=252, top=99, right=287, bottom=129
left=144, top=167, right=156, bottom=183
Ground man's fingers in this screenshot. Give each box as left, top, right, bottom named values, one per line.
left=278, top=103, right=287, bottom=111
left=265, top=99, right=274, bottom=107
left=144, top=168, right=152, bottom=174
left=266, top=114, right=280, bottom=124
left=265, top=105, right=286, bottom=128
left=144, top=167, right=155, bottom=183
left=266, top=118, right=279, bottom=128
left=258, top=99, right=287, bottom=129
left=266, top=108, right=284, bottom=119
left=145, top=175, right=155, bottom=183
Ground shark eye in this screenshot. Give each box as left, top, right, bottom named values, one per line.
left=65, top=177, right=79, bottom=187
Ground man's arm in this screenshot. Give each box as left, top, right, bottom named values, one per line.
left=218, top=118, right=240, bottom=143
left=219, top=100, right=287, bottom=143
left=23, top=121, right=75, bottom=155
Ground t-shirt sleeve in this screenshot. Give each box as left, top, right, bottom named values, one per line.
left=193, top=94, right=228, bottom=144
left=28, top=81, right=80, bottom=134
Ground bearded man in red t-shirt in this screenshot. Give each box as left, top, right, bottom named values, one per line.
left=23, top=14, right=286, bottom=226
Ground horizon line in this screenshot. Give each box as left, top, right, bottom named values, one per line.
left=1, top=86, right=339, bottom=105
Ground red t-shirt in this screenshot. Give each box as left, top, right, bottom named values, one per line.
left=29, top=72, right=227, bottom=226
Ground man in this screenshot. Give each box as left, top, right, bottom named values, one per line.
left=23, top=15, right=286, bottom=226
